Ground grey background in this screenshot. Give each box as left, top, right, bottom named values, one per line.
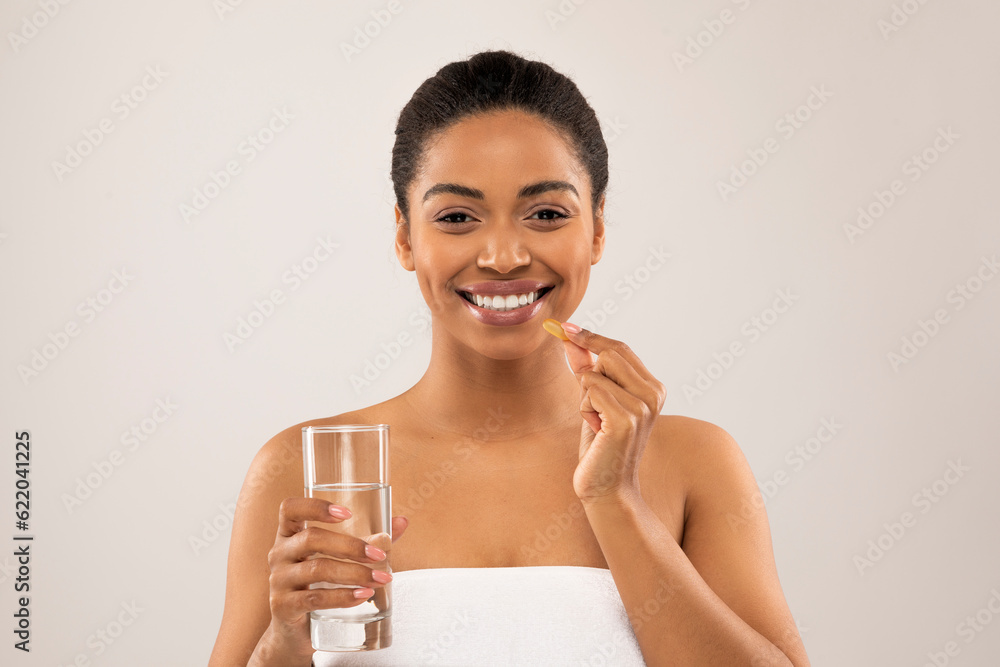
left=2, top=1, right=999, bottom=665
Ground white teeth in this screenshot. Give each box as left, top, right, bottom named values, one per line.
left=465, top=289, right=545, bottom=311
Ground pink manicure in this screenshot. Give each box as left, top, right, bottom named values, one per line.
left=329, top=505, right=351, bottom=519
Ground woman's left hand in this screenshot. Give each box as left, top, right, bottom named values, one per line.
left=548, top=320, right=668, bottom=503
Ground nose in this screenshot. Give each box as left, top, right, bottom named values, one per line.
left=476, top=224, right=531, bottom=273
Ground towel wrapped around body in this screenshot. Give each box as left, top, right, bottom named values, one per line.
left=312, top=565, right=647, bottom=666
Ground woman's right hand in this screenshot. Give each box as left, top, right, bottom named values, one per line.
left=263, top=497, right=409, bottom=656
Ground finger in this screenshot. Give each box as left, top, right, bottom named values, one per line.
left=277, top=557, right=392, bottom=593
left=560, top=336, right=595, bottom=380
left=390, top=516, right=409, bottom=542
left=273, top=584, right=375, bottom=619
left=592, top=349, right=665, bottom=414
left=293, top=523, right=389, bottom=565
left=583, top=372, right=651, bottom=422
left=560, top=324, right=660, bottom=385
left=578, top=378, right=631, bottom=435
left=277, top=497, right=353, bottom=538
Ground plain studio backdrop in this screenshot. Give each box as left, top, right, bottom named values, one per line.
left=2, top=1, right=999, bottom=665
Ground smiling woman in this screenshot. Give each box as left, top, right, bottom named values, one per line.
left=208, top=49, right=811, bottom=667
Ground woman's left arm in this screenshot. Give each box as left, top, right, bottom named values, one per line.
left=550, top=321, right=810, bottom=667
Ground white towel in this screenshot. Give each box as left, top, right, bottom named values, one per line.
left=312, top=565, right=647, bottom=666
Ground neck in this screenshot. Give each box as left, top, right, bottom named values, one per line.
left=401, top=327, right=584, bottom=445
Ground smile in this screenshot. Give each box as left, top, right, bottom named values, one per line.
left=455, top=286, right=555, bottom=327
left=458, top=287, right=553, bottom=311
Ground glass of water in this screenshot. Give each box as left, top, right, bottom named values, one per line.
left=302, top=424, right=392, bottom=651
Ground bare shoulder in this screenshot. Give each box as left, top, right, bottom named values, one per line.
left=207, top=407, right=381, bottom=666
left=648, top=414, right=810, bottom=665
left=248, top=408, right=381, bottom=491
left=644, top=414, right=746, bottom=509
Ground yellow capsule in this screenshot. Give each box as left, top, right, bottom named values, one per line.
left=542, top=318, right=569, bottom=340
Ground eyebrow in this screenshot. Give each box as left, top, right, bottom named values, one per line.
left=421, top=180, right=579, bottom=204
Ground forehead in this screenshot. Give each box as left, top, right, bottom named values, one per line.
left=417, top=110, right=588, bottom=193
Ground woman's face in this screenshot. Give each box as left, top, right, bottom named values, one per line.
left=394, top=109, right=605, bottom=360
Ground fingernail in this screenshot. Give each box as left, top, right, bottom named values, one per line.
left=353, top=587, right=374, bottom=599
left=371, top=569, right=393, bottom=583
left=365, top=544, right=387, bottom=560
left=543, top=318, right=569, bottom=340
left=561, top=321, right=582, bottom=334
left=329, top=505, right=351, bottom=519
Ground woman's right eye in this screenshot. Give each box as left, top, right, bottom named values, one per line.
left=436, top=212, right=473, bottom=224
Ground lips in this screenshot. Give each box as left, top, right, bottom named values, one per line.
left=457, top=286, right=553, bottom=310
left=456, top=285, right=554, bottom=326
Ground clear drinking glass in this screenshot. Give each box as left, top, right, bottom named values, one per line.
left=302, top=424, right=392, bottom=651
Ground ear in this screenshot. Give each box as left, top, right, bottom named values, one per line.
left=394, top=203, right=415, bottom=271
left=591, top=195, right=606, bottom=265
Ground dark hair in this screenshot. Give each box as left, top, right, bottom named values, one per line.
left=391, top=49, right=609, bottom=225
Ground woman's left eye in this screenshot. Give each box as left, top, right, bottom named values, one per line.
left=437, top=212, right=473, bottom=224
left=529, top=209, right=568, bottom=221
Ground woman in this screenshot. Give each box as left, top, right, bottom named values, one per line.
left=209, top=49, right=810, bottom=666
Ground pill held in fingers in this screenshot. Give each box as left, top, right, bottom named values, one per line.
left=328, top=505, right=352, bottom=519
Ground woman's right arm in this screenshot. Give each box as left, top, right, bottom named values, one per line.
left=208, top=432, right=402, bottom=667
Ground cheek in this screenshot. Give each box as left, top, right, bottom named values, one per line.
left=413, top=246, right=461, bottom=302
